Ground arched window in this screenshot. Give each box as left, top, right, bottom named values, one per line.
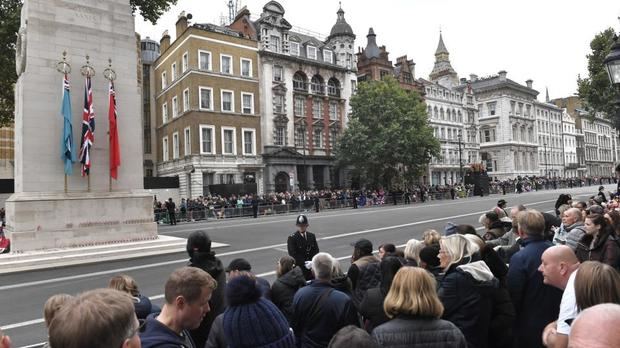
left=310, top=74, right=324, bottom=95
left=293, top=71, right=308, bottom=92
left=440, top=108, right=445, bottom=120
left=434, top=107, right=438, bottom=119
left=327, top=77, right=340, bottom=97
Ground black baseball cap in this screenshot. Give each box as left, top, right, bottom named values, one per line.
left=351, top=238, right=373, bottom=254
left=225, top=258, right=252, bottom=272
left=296, top=214, right=309, bottom=225
left=497, top=199, right=507, bottom=206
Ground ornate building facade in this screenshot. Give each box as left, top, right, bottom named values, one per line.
left=535, top=99, right=565, bottom=177
left=232, top=1, right=357, bottom=192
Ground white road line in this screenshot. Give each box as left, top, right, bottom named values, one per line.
left=1, top=318, right=44, bottom=330
left=0, top=197, right=565, bottom=292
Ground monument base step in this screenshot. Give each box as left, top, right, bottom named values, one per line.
left=0, top=235, right=229, bottom=274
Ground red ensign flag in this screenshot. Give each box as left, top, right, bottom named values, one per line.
left=108, top=81, right=121, bottom=179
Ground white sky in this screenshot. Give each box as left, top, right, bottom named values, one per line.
left=135, top=0, right=620, bottom=100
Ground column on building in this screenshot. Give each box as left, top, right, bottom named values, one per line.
left=306, top=165, right=314, bottom=190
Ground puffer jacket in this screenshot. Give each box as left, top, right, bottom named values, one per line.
left=187, top=252, right=227, bottom=348
left=563, top=222, right=586, bottom=250
left=371, top=315, right=467, bottom=348
left=271, top=266, right=306, bottom=323
left=438, top=260, right=498, bottom=348
left=575, top=232, right=620, bottom=268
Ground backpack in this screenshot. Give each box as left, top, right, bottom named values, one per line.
left=352, top=261, right=382, bottom=308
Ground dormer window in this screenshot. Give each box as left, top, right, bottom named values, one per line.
left=290, top=42, right=300, bottom=56
left=323, top=50, right=333, bottom=64
left=270, top=35, right=281, bottom=53
left=307, top=46, right=317, bottom=60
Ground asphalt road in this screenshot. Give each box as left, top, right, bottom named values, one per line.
left=0, top=184, right=612, bottom=347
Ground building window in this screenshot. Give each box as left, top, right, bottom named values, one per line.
left=323, top=50, right=333, bottom=63
left=294, top=96, right=305, bottom=116
left=346, top=53, right=352, bottom=69
left=274, top=94, right=285, bottom=114
left=270, top=35, right=281, bottom=52
left=221, top=90, right=234, bottom=112
left=199, top=87, right=213, bottom=110
left=290, top=42, right=300, bottom=56
left=220, top=55, right=232, bottom=74
left=307, top=46, right=317, bottom=60
left=295, top=127, right=306, bottom=148
left=184, top=127, right=191, bottom=156
left=273, top=65, right=283, bottom=82
left=172, top=132, right=179, bottom=159
left=327, top=78, right=340, bottom=97
left=242, top=128, right=255, bottom=155
left=312, top=100, right=322, bottom=119
left=171, top=63, right=177, bottom=81
left=182, top=52, right=188, bottom=73
left=161, top=71, right=167, bottom=90
left=241, top=92, right=254, bottom=114
left=199, top=125, right=214, bottom=154
left=240, top=58, right=252, bottom=77
left=293, top=72, right=307, bottom=91
left=330, top=129, right=338, bottom=148
left=329, top=101, right=339, bottom=120
left=162, top=136, right=169, bottom=161
left=488, top=102, right=496, bottom=116
left=380, top=70, right=389, bottom=80
left=274, top=126, right=285, bottom=146
left=183, top=89, right=190, bottom=112
left=162, top=102, right=168, bottom=123
left=313, top=129, right=323, bottom=148
left=172, top=96, right=179, bottom=118
left=310, top=75, right=324, bottom=94
left=199, top=50, right=212, bottom=70
left=222, top=128, right=236, bottom=155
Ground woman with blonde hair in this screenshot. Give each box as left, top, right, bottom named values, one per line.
left=403, top=238, right=424, bottom=266
left=574, top=261, right=620, bottom=311
left=108, top=274, right=156, bottom=320
left=437, top=234, right=497, bottom=348
left=423, top=229, right=441, bottom=246
left=371, top=267, right=466, bottom=347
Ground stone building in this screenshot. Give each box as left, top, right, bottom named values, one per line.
left=535, top=98, right=565, bottom=177
left=561, top=109, right=579, bottom=178
left=154, top=12, right=263, bottom=198
left=230, top=1, right=357, bottom=192
left=468, top=71, right=539, bottom=179
left=140, top=37, right=159, bottom=177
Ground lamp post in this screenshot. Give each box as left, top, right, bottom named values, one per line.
left=604, top=28, right=620, bottom=122
left=457, top=132, right=464, bottom=183
left=544, top=142, right=549, bottom=178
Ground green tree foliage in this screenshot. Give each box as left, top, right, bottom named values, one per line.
left=334, top=77, right=440, bottom=189
left=577, top=28, right=620, bottom=127
left=0, top=0, right=21, bottom=126
left=131, top=0, right=178, bottom=25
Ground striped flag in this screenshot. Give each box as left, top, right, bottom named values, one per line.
left=79, top=76, right=95, bottom=176
left=61, top=74, right=76, bottom=175
left=108, top=81, right=120, bottom=179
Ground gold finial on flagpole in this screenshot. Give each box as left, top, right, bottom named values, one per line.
left=103, top=58, right=116, bottom=82
left=56, top=51, right=71, bottom=75
left=81, top=55, right=95, bottom=77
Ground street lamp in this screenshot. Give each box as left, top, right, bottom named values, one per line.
left=457, top=132, right=464, bottom=183
left=604, top=29, right=620, bottom=118
left=544, top=142, right=549, bottom=178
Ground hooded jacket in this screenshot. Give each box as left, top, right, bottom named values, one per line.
left=139, top=316, right=196, bottom=348
left=271, top=266, right=306, bottom=323
left=575, top=232, right=620, bottom=267
left=438, top=260, right=498, bottom=348
left=187, top=251, right=226, bottom=348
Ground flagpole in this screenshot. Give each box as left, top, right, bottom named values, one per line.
left=56, top=51, right=72, bottom=193
left=80, top=55, right=95, bottom=192
left=104, top=59, right=118, bottom=192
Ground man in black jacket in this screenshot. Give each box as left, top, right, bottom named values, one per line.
left=287, top=214, right=319, bottom=280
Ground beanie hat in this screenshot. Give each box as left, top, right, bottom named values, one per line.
left=224, top=275, right=295, bottom=348
left=419, top=245, right=440, bottom=268
left=186, top=230, right=212, bottom=256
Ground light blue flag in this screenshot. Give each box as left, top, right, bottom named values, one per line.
left=61, top=74, right=76, bottom=175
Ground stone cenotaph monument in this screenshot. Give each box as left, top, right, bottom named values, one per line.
left=6, top=0, right=157, bottom=252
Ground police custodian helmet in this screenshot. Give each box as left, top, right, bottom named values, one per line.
left=296, top=214, right=309, bottom=225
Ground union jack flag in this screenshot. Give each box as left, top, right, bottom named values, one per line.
left=79, top=76, right=95, bottom=176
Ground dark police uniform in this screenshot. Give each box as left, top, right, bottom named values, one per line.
left=287, top=215, right=319, bottom=280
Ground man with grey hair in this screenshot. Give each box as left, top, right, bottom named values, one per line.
left=488, top=204, right=526, bottom=263
left=292, top=252, right=359, bottom=347
left=553, top=208, right=586, bottom=250
left=568, top=303, right=620, bottom=348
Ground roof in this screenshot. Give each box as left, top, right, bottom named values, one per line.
left=328, top=6, right=355, bottom=39
left=435, top=32, right=448, bottom=55
left=468, top=75, right=539, bottom=97
left=363, top=27, right=381, bottom=59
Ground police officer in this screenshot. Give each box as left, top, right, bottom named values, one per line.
left=287, top=214, right=319, bottom=280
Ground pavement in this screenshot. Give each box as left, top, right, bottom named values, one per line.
left=0, top=184, right=613, bottom=348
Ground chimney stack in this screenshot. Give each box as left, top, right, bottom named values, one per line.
left=160, top=30, right=171, bottom=53
left=498, top=70, right=507, bottom=81
left=470, top=74, right=478, bottom=82
left=526, top=79, right=533, bottom=89
left=176, top=11, right=188, bottom=39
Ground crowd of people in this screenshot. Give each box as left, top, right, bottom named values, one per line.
left=7, top=182, right=620, bottom=348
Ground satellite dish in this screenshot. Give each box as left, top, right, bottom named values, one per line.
left=187, top=13, right=193, bottom=20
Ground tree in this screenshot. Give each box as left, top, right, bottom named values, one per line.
left=577, top=27, right=620, bottom=127
left=0, top=0, right=176, bottom=125
left=0, top=0, right=21, bottom=126
left=334, top=77, right=440, bottom=189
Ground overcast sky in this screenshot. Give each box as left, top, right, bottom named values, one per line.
left=135, top=0, right=620, bottom=100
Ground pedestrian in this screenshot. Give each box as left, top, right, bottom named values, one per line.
left=568, top=304, right=620, bottom=348
left=372, top=267, right=467, bottom=347
left=186, top=231, right=227, bottom=347
left=377, top=243, right=396, bottom=259
left=575, top=214, right=620, bottom=268
left=49, top=288, right=141, bottom=348
left=554, top=208, right=586, bottom=250
left=108, top=274, right=158, bottom=320
left=359, top=256, right=403, bottom=332
left=314, top=195, right=320, bottom=212
left=271, top=255, right=306, bottom=323
left=328, top=326, right=379, bottom=348
left=225, top=258, right=271, bottom=299
left=348, top=238, right=381, bottom=307
left=507, top=209, right=562, bottom=348
left=251, top=194, right=259, bottom=218
left=43, top=294, right=75, bottom=347
left=166, top=197, right=177, bottom=225
left=450, top=186, right=456, bottom=200
left=222, top=275, right=295, bottom=348
left=140, top=267, right=218, bottom=348
left=291, top=253, right=359, bottom=347
left=287, top=214, right=320, bottom=280
left=574, top=261, right=620, bottom=311
left=403, top=238, right=423, bottom=266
